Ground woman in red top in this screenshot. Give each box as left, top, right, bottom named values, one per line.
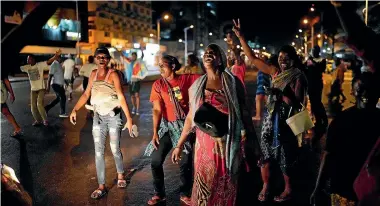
left=144, top=55, right=200, bottom=205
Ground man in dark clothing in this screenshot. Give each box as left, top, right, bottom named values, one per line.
left=305, top=46, right=328, bottom=150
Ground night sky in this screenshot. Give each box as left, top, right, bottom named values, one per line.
left=152, top=1, right=345, bottom=48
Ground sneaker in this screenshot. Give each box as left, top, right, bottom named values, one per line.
left=131, top=107, right=136, bottom=115
left=135, top=110, right=140, bottom=116
left=68, top=97, right=72, bottom=101
left=59, top=113, right=69, bottom=118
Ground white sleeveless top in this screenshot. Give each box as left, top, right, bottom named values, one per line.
left=90, top=69, right=120, bottom=115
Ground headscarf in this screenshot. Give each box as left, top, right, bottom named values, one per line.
left=189, top=44, right=243, bottom=181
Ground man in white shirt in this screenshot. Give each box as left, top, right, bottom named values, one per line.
left=79, top=55, right=97, bottom=112
left=45, top=55, right=68, bottom=118
left=63, top=55, right=76, bottom=101
left=79, top=55, right=96, bottom=91
left=20, top=50, right=61, bottom=126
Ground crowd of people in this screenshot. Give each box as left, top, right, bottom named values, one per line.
left=1, top=1, right=380, bottom=206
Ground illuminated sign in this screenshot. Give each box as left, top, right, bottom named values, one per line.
left=4, top=11, right=22, bottom=25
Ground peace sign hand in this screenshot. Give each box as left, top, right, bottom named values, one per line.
left=232, top=19, right=242, bottom=38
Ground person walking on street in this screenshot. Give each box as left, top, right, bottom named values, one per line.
left=79, top=55, right=97, bottom=92
left=329, top=58, right=348, bottom=103
left=1, top=75, right=22, bottom=137
left=69, top=47, right=133, bottom=199
left=20, top=50, right=61, bottom=126
left=63, top=54, right=76, bottom=101
left=305, top=46, right=328, bottom=150
left=45, top=55, right=68, bottom=118
left=233, top=19, right=308, bottom=202
left=144, top=55, right=201, bottom=205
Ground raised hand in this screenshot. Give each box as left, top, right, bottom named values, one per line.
left=232, top=19, right=242, bottom=38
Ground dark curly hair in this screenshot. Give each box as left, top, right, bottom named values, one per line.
left=162, top=55, right=182, bottom=71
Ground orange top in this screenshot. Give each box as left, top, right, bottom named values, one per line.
left=150, top=74, right=201, bottom=121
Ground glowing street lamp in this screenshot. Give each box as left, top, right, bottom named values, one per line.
left=310, top=7, right=315, bottom=12
left=299, top=29, right=302, bottom=33
left=224, top=38, right=227, bottom=41
left=296, top=35, right=299, bottom=38
left=317, top=34, right=321, bottom=38
left=209, top=32, right=213, bottom=36
left=157, top=13, right=171, bottom=47
left=200, top=43, right=204, bottom=47
left=178, top=39, right=183, bottom=43
left=184, top=25, right=194, bottom=63
left=263, top=47, right=266, bottom=50
left=303, top=19, right=309, bottom=24
left=292, top=42, right=295, bottom=46
left=150, top=33, right=154, bottom=37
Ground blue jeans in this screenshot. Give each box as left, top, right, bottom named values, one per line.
left=92, top=110, right=124, bottom=185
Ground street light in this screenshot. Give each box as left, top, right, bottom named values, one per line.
left=310, top=7, right=315, bottom=12
left=179, top=39, right=183, bottom=43
left=303, top=19, right=309, bottom=24
left=292, top=42, right=295, bottom=46
left=209, top=32, right=213, bottom=36
left=296, top=35, right=299, bottom=38
left=150, top=33, right=154, bottom=37
left=317, top=34, right=321, bottom=38
left=236, top=45, right=241, bottom=49
left=263, top=47, right=266, bottom=50
left=299, top=29, right=302, bottom=33
left=184, top=25, right=194, bottom=63
left=224, top=38, right=227, bottom=41
left=200, top=43, right=203, bottom=47
left=157, top=13, right=170, bottom=48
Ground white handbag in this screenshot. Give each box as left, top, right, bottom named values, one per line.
left=286, top=104, right=314, bottom=146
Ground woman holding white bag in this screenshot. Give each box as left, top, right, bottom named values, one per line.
left=232, top=19, right=308, bottom=202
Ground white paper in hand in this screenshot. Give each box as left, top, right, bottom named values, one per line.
left=131, top=125, right=138, bottom=138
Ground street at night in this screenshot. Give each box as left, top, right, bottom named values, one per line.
left=1, top=74, right=354, bottom=205
left=2, top=1, right=380, bottom=206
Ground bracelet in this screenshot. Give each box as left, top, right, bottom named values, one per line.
left=174, top=145, right=183, bottom=149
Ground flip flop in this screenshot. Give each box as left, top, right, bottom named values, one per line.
left=274, top=193, right=292, bottom=202
left=117, top=179, right=127, bottom=188
left=90, top=188, right=108, bottom=199
left=147, top=195, right=166, bottom=205
left=180, top=196, right=191, bottom=205
left=258, top=191, right=270, bottom=202
left=10, top=130, right=22, bottom=138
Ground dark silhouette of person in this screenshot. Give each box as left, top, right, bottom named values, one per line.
left=305, top=46, right=328, bottom=149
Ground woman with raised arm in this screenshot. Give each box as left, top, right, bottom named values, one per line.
left=171, top=44, right=259, bottom=205
left=232, top=19, right=308, bottom=202
left=69, top=47, right=133, bottom=199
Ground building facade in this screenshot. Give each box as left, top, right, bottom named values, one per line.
left=81, top=1, right=156, bottom=55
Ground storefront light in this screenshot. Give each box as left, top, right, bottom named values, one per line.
left=134, top=43, right=140, bottom=49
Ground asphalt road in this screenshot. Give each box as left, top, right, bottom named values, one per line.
left=1, top=72, right=354, bottom=206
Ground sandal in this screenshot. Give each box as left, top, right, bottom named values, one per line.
left=117, top=179, right=127, bottom=188
left=10, top=130, right=22, bottom=138
left=147, top=195, right=166, bottom=205
left=258, top=191, right=270, bottom=202
left=274, top=192, right=292, bottom=202
left=180, top=196, right=191, bottom=205
left=90, top=188, right=108, bottom=199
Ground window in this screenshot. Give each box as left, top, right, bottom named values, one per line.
left=140, top=8, right=144, bottom=14
left=133, top=6, right=138, bottom=13
left=126, top=4, right=131, bottom=11
left=105, top=31, right=110, bottom=37
left=146, top=10, right=150, bottom=15
left=89, top=31, right=92, bottom=37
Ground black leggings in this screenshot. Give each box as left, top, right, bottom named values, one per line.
left=45, top=84, right=66, bottom=114
left=150, top=134, right=193, bottom=198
